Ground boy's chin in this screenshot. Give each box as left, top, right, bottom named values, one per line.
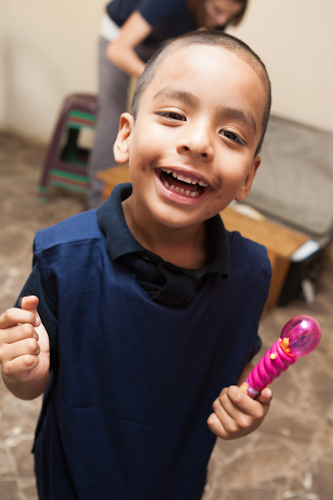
left=149, top=205, right=208, bottom=231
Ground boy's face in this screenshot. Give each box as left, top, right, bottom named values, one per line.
left=115, top=44, right=266, bottom=230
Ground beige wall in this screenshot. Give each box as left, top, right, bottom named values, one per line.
left=0, top=0, right=332, bottom=143
left=227, top=0, right=333, bottom=133
left=0, top=0, right=105, bottom=142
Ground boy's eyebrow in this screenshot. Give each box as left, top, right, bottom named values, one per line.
left=152, top=86, right=257, bottom=134
left=217, top=108, right=257, bottom=135
left=152, top=87, right=200, bottom=108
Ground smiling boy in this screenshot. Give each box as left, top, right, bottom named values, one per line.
left=0, top=31, right=272, bottom=500
left=116, top=33, right=268, bottom=267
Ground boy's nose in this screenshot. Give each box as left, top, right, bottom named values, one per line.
left=176, top=124, right=214, bottom=161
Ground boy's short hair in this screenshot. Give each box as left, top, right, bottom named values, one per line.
left=132, top=30, right=272, bottom=155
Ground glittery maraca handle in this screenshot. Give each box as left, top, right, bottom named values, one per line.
left=240, top=339, right=297, bottom=398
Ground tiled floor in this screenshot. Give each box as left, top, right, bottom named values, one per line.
left=1, top=131, right=333, bottom=499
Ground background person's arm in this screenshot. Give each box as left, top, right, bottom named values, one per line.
left=106, top=11, right=152, bottom=78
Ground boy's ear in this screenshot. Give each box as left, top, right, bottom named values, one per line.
left=113, top=112, right=135, bottom=164
left=235, top=155, right=261, bottom=202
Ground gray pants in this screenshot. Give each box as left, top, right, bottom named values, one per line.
left=87, top=37, right=160, bottom=208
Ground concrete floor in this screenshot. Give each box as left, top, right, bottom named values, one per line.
left=1, top=131, right=333, bottom=500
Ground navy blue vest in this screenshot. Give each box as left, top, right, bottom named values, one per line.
left=33, top=209, right=270, bottom=500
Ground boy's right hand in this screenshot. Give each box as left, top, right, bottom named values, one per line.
left=0, top=296, right=50, bottom=384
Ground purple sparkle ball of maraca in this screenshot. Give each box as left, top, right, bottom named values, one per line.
left=280, top=315, right=321, bottom=358
left=240, top=315, right=321, bottom=398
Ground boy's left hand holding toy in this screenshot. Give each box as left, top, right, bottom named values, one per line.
left=208, top=315, right=321, bottom=440
left=207, top=371, right=272, bottom=440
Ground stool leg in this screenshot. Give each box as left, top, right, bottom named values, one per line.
left=38, top=114, right=68, bottom=201
left=61, top=128, right=80, bottom=162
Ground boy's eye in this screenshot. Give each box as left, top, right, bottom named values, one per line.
left=156, top=111, right=186, bottom=121
left=221, top=130, right=246, bottom=145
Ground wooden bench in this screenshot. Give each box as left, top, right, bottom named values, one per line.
left=97, top=165, right=309, bottom=309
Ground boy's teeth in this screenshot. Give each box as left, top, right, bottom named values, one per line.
left=162, top=180, right=199, bottom=197
left=171, top=172, right=193, bottom=185
left=198, top=180, right=209, bottom=187
left=163, top=169, right=208, bottom=188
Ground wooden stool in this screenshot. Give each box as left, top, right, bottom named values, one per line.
left=38, top=93, right=97, bottom=201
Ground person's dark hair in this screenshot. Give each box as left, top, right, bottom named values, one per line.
left=188, top=0, right=248, bottom=28
left=131, top=30, right=272, bottom=155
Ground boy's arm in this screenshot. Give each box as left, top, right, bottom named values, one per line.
left=207, top=362, right=272, bottom=440
left=0, top=296, right=50, bottom=400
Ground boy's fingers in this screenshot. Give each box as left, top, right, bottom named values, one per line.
left=1, top=337, right=40, bottom=362
left=3, top=354, right=39, bottom=379
left=207, top=412, right=228, bottom=439
left=217, top=386, right=270, bottom=420
left=256, top=387, right=272, bottom=406
left=19, top=295, right=39, bottom=311
left=211, top=402, right=239, bottom=433
left=229, top=386, right=272, bottom=422
left=19, top=296, right=40, bottom=327
left=219, top=386, right=252, bottom=415
left=2, top=324, right=39, bottom=344
left=212, top=388, right=234, bottom=419
left=207, top=409, right=242, bottom=440
left=213, top=389, right=255, bottom=431
left=0, top=308, right=40, bottom=330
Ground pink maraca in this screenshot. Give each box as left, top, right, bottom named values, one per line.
left=240, top=315, right=321, bottom=398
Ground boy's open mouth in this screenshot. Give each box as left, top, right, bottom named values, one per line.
left=159, top=168, right=209, bottom=198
